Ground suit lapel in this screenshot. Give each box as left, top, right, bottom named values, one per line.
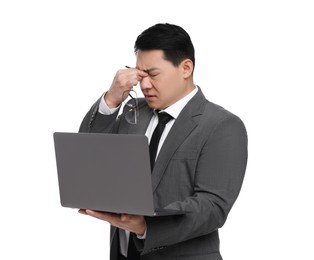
left=120, top=91, right=206, bottom=192
left=151, top=88, right=206, bottom=192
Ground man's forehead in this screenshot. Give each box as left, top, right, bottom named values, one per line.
left=135, top=50, right=168, bottom=71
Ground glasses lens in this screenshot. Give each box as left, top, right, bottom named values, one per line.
left=127, top=98, right=137, bottom=108
left=122, top=90, right=139, bottom=124
left=125, top=108, right=138, bottom=124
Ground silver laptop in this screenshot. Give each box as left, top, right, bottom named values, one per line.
left=53, top=132, right=187, bottom=216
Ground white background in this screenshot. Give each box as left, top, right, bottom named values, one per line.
left=1, top=0, right=313, bottom=259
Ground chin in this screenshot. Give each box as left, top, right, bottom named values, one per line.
left=146, top=101, right=158, bottom=109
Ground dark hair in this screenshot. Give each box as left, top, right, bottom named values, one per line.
left=134, top=23, right=195, bottom=68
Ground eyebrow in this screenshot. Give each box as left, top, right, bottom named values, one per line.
left=138, top=67, right=160, bottom=73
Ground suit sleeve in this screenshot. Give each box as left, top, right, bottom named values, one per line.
left=79, top=96, right=121, bottom=133
left=141, top=115, right=248, bottom=255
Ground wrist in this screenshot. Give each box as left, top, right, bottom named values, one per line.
left=104, top=91, right=120, bottom=108
left=136, top=228, right=147, bottom=239
left=135, top=219, right=147, bottom=237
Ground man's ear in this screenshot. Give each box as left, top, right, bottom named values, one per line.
left=181, top=59, right=194, bottom=79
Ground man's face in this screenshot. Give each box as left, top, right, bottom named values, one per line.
left=136, top=50, right=193, bottom=110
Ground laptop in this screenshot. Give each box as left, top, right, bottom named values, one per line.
left=53, top=132, right=187, bottom=216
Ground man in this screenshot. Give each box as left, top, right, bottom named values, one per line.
left=79, top=23, right=248, bottom=260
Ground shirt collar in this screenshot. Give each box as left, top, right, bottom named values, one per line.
left=155, top=86, right=198, bottom=119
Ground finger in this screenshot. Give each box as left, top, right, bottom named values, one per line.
left=85, top=210, right=120, bottom=223
left=137, top=69, right=148, bottom=77
left=125, top=66, right=148, bottom=78
left=121, top=214, right=131, bottom=222
left=85, top=209, right=108, bottom=218
left=78, top=209, right=87, bottom=215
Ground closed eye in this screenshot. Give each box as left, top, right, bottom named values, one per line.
left=142, top=68, right=160, bottom=78
left=148, top=72, right=159, bottom=78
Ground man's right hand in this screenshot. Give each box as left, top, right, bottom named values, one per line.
left=105, top=67, right=148, bottom=108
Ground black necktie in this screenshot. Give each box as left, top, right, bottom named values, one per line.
left=149, top=112, right=173, bottom=170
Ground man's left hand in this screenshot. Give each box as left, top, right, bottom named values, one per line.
left=79, top=209, right=146, bottom=236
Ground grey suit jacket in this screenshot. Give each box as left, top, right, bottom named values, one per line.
left=79, top=88, right=248, bottom=260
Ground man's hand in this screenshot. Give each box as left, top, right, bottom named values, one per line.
left=79, top=209, right=147, bottom=236
left=105, top=67, right=148, bottom=108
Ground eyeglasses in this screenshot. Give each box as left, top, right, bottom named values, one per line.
left=122, top=90, right=139, bottom=124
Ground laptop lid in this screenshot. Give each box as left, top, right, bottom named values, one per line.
left=53, top=132, right=156, bottom=216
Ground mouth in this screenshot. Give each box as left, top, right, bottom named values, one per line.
left=145, top=94, right=157, bottom=101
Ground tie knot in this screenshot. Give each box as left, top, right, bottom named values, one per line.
left=157, top=112, right=173, bottom=125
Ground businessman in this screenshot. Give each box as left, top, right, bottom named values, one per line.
left=79, top=23, right=248, bottom=260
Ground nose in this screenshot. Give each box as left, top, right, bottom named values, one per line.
left=140, top=76, right=152, bottom=90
